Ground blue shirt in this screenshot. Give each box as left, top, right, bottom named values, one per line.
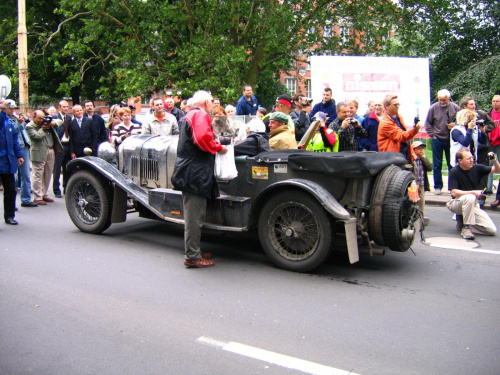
left=236, top=95, right=259, bottom=116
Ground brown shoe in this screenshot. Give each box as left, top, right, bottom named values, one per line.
left=201, top=252, right=212, bottom=259
left=491, top=200, right=500, bottom=208
left=34, top=200, right=47, bottom=205
left=184, top=258, right=215, bottom=268
left=43, top=197, right=54, bottom=202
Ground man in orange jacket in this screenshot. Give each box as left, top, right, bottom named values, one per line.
left=378, top=95, right=421, bottom=163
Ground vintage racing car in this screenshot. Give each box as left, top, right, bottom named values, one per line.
left=64, top=135, right=423, bottom=272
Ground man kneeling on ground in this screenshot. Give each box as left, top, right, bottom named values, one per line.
left=446, top=148, right=500, bottom=240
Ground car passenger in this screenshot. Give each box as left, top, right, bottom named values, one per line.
left=268, top=112, right=297, bottom=150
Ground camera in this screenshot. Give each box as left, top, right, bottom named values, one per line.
left=349, top=118, right=358, bottom=125
left=42, top=115, right=53, bottom=124
left=301, top=97, right=313, bottom=106
left=488, top=152, right=495, bottom=161
left=476, top=119, right=485, bottom=126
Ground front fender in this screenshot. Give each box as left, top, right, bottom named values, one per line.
left=66, top=157, right=164, bottom=221
left=255, top=178, right=350, bottom=220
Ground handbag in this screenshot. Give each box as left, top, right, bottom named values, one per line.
left=214, top=145, right=238, bottom=180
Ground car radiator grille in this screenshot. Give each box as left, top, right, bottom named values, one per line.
left=141, top=157, right=159, bottom=181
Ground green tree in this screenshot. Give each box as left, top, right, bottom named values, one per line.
left=383, top=0, right=500, bottom=108
left=2, top=0, right=402, bottom=106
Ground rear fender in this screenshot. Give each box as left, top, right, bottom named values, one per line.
left=254, top=179, right=350, bottom=220
left=252, top=179, right=358, bottom=263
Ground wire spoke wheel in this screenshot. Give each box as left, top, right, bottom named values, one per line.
left=72, top=181, right=102, bottom=224
left=65, top=170, right=112, bottom=234
left=268, top=202, right=320, bottom=261
left=258, top=191, right=333, bottom=272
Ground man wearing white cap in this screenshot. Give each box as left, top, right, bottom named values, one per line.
left=0, top=99, right=25, bottom=224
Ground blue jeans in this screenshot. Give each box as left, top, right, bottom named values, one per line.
left=16, top=147, right=32, bottom=204
left=432, top=138, right=451, bottom=190
left=487, top=144, right=500, bottom=191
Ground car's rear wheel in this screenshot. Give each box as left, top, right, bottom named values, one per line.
left=258, top=191, right=333, bottom=272
left=65, top=170, right=112, bottom=234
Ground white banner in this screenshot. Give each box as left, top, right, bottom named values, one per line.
left=310, top=56, right=431, bottom=130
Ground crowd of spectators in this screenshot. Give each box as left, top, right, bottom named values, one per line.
left=1, top=87, right=499, bottom=243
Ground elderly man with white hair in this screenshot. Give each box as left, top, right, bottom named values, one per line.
left=171, top=90, right=228, bottom=269
left=424, top=89, right=461, bottom=195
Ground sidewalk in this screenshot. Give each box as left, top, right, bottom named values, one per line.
left=425, top=174, right=499, bottom=212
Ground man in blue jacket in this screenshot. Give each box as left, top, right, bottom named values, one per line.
left=0, top=99, right=25, bottom=225
left=236, top=85, right=259, bottom=116
left=309, top=87, right=337, bottom=126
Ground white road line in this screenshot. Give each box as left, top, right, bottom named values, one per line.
left=196, top=336, right=362, bottom=375
left=428, top=244, right=500, bottom=254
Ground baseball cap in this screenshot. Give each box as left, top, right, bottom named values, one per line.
left=0, top=99, right=17, bottom=109
left=269, top=111, right=289, bottom=124
left=313, top=111, right=327, bottom=121
left=412, top=141, right=426, bottom=148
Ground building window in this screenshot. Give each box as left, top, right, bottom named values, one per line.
left=323, top=24, right=333, bottom=39
left=338, top=26, right=349, bottom=45
left=306, top=79, right=312, bottom=98
left=284, top=77, right=296, bottom=95
left=306, top=56, right=311, bottom=70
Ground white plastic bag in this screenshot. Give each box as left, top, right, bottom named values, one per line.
left=214, top=145, right=238, bottom=180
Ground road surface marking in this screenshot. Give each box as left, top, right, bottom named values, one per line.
left=196, top=336, right=362, bottom=375
left=427, top=244, right=500, bottom=255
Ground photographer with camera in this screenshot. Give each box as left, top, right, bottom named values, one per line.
left=378, top=95, right=420, bottom=162
left=459, top=97, right=495, bottom=191
left=26, top=110, right=63, bottom=205
left=328, top=101, right=367, bottom=151
left=446, top=149, right=500, bottom=240
left=291, top=94, right=311, bottom=142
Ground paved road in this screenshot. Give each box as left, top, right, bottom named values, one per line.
left=1, top=196, right=499, bottom=375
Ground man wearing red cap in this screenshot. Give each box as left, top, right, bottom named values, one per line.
left=275, top=94, right=295, bottom=135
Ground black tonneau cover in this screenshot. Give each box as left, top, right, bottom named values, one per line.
left=255, top=150, right=407, bottom=178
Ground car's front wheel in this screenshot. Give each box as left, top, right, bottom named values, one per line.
left=258, top=191, right=333, bottom=272
left=65, top=170, right=112, bottom=234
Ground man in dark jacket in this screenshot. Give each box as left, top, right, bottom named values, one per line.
left=291, top=94, right=311, bottom=142
left=359, top=100, right=384, bottom=151
left=68, top=104, right=98, bottom=158
left=53, top=100, right=72, bottom=197
left=164, top=98, right=184, bottom=123
left=171, top=90, right=228, bottom=268
left=309, top=87, right=337, bottom=126
left=0, top=100, right=24, bottom=225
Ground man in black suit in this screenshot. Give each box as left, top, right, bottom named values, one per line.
left=83, top=100, right=108, bottom=146
left=69, top=104, right=98, bottom=158
left=53, top=100, right=72, bottom=197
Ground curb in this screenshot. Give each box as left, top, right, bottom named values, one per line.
left=426, top=197, right=499, bottom=212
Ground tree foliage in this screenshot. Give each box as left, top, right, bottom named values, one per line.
left=1, top=0, right=497, bottom=109
left=383, top=0, right=499, bottom=109
left=1, top=0, right=400, bottom=108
